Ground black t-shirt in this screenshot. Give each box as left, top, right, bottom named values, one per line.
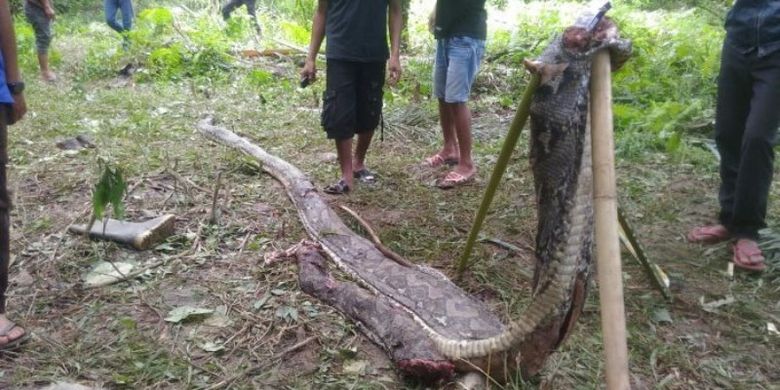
left=326, top=0, right=389, bottom=62
left=434, top=0, right=487, bottom=40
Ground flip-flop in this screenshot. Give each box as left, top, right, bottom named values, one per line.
left=436, top=171, right=475, bottom=189
left=323, top=179, right=351, bottom=195
left=353, top=169, right=377, bottom=184
left=0, top=320, right=28, bottom=351
left=687, top=224, right=730, bottom=244
left=424, top=154, right=458, bottom=168
left=732, top=239, right=767, bottom=272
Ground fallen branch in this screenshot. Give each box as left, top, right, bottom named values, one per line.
left=339, top=205, right=413, bottom=268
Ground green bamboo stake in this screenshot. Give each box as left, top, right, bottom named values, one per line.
left=456, top=73, right=541, bottom=278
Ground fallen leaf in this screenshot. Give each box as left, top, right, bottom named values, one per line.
left=199, top=341, right=225, bottom=352
left=768, top=323, right=779, bottom=336
left=164, top=306, right=213, bottom=323
left=652, top=308, right=673, bottom=324
left=700, top=296, right=735, bottom=313
left=204, top=306, right=234, bottom=328
left=343, top=360, right=369, bottom=375
left=84, top=261, right=135, bottom=287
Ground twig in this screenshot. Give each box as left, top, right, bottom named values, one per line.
left=278, top=336, right=317, bottom=356
left=339, top=205, right=413, bottom=267
left=210, top=171, right=223, bottom=225
left=165, top=167, right=210, bottom=194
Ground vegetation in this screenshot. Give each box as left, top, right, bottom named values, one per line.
left=2, top=0, right=777, bottom=388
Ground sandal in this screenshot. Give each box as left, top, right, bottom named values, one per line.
left=353, top=169, right=377, bottom=184
left=323, top=179, right=350, bottom=195
left=687, top=224, right=730, bottom=244
left=732, top=239, right=767, bottom=272
left=436, top=171, right=475, bottom=189
left=424, top=154, right=458, bottom=168
left=0, top=320, right=28, bottom=351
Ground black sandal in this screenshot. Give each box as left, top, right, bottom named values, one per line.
left=353, top=169, right=377, bottom=184
left=323, top=179, right=351, bottom=195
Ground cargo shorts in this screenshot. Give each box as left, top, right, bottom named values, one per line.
left=321, top=59, right=385, bottom=141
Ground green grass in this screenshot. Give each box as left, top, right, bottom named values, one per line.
left=2, top=0, right=778, bottom=388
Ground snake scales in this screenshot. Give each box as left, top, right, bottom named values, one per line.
left=198, top=17, right=630, bottom=381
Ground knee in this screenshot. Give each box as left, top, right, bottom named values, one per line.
left=742, top=131, right=774, bottom=149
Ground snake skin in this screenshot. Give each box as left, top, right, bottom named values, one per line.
left=197, top=19, right=631, bottom=368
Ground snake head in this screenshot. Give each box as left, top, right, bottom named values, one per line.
left=523, top=59, right=569, bottom=89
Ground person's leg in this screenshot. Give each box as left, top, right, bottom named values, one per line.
left=25, top=3, right=54, bottom=81
left=244, top=0, right=261, bottom=34
left=119, top=0, right=134, bottom=31
left=322, top=60, right=358, bottom=192
left=714, top=40, right=752, bottom=228
left=335, top=137, right=354, bottom=189
left=353, top=62, right=385, bottom=174
left=449, top=101, right=474, bottom=177
left=221, top=0, right=242, bottom=20
left=435, top=99, right=458, bottom=161
left=428, top=39, right=459, bottom=165
left=35, top=10, right=54, bottom=81
left=728, top=50, right=780, bottom=240
left=104, top=0, right=123, bottom=33
left=0, top=111, right=25, bottom=347
left=442, top=36, right=485, bottom=178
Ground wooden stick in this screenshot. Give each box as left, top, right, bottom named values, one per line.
left=590, top=50, right=630, bottom=390
left=617, top=207, right=672, bottom=301
left=456, top=73, right=540, bottom=278
left=338, top=205, right=414, bottom=267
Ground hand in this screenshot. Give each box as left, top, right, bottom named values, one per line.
left=387, top=56, right=401, bottom=86
left=300, top=59, right=316, bottom=84
left=10, top=93, right=26, bottom=123
left=44, top=6, right=56, bottom=20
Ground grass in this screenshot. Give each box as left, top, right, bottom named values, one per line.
left=1, top=0, right=778, bottom=388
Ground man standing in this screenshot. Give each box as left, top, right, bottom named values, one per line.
left=24, top=0, right=56, bottom=81
left=688, top=2, right=780, bottom=272
left=0, top=0, right=29, bottom=348
left=425, top=0, right=486, bottom=189
left=301, top=0, right=402, bottom=195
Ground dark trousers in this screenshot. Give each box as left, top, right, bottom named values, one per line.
left=0, top=110, right=9, bottom=313
left=715, top=39, right=780, bottom=239
left=221, top=0, right=260, bottom=33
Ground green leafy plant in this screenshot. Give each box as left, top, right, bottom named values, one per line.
left=90, top=160, right=127, bottom=229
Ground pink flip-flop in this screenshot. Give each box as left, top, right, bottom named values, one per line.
left=732, top=239, right=767, bottom=272
left=424, top=154, right=458, bottom=168
left=436, top=171, right=475, bottom=189
left=687, top=224, right=730, bottom=244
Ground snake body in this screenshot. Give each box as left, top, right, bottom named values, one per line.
left=197, top=18, right=631, bottom=378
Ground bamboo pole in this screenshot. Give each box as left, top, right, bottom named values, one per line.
left=590, top=50, right=630, bottom=389
left=456, top=73, right=540, bottom=278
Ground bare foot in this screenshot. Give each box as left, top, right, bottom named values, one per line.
left=41, top=70, right=57, bottom=82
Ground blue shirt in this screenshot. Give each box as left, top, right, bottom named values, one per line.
left=725, top=0, right=780, bottom=58
left=0, top=50, right=12, bottom=104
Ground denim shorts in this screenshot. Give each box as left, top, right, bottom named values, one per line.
left=433, top=36, right=486, bottom=103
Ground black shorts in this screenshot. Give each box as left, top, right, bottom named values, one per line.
left=321, top=59, right=385, bottom=140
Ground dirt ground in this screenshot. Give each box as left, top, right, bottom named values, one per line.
left=1, top=30, right=778, bottom=390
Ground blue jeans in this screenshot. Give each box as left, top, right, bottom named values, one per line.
left=105, top=0, right=133, bottom=33
left=433, top=36, right=486, bottom=103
